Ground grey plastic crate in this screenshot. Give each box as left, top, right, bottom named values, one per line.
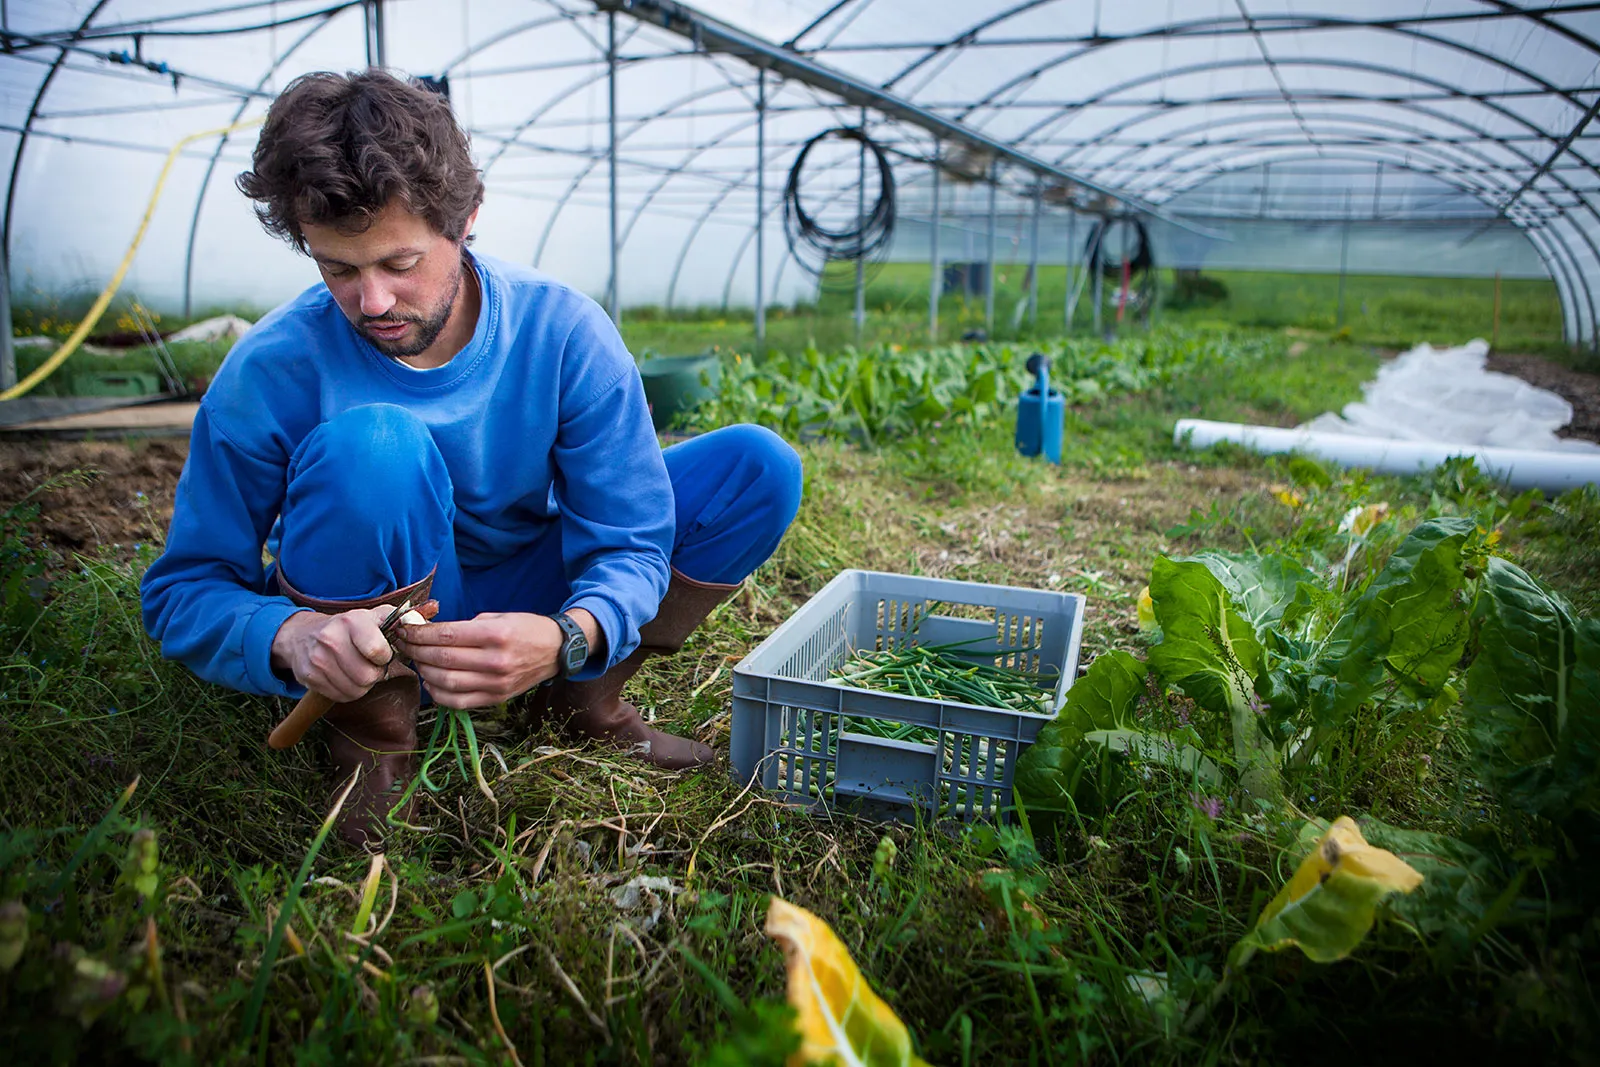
left=730, top=570, right=1086, bottom=822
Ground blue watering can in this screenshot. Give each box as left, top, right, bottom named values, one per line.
left=1014, top=352, right=1064, bottom=463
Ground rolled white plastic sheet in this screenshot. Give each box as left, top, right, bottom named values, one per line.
left=1173, top=419, right=1600, bottom=495
left=1297, top=339, right=1595, bottom=451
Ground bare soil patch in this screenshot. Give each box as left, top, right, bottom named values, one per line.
left=1487, top=351, right=1600, bottom=443
left=0, top=438, right=186, bottom=561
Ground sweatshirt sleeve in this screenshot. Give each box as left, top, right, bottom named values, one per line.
left=140, top=403, right=307, bottom=697
left=549, top=301, right=674, bottom=677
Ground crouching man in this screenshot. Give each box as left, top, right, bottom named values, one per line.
left=140, top=70, right=802, bottom=847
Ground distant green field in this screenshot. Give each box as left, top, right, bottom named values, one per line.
left=618, top=264, right=1575, bottom=368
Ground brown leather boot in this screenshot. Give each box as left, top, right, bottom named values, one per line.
left=277, top=568, right=436, bottom=848
left=542, top=568, right=738, bottom=770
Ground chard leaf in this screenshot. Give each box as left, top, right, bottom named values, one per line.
left=1187, top=552, right=1320, bottom=632
left=1147, top=558, right=1264, bottom=714
left=764, top=897, right=931, bottom=1067
left=1238, top=816, right=1424, bottom=964
left=1463, top=558, right=1600, bottom=828
left=1280, top=580, right=1342, bottom=641
left=1147, top=558, right=1281, bottom=799
left=1314, top=517, right=1481, bottom=728
left=1082, top=729, right=1222, bottom=786
left=1349, top=817, right=1501, bottom=951
left=1013, top=651, right=1146, bottom=811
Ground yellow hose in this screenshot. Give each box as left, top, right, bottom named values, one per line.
left=2, top=116, right=265, bottom=401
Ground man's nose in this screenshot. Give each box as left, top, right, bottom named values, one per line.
left=359, top=273, right=396, bottom=318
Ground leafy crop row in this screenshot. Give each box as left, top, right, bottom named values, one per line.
left=685, top=328, right=1282, bottom=444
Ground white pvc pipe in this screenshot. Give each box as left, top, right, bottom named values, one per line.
left=1174, top=419, right=1600, bottom=495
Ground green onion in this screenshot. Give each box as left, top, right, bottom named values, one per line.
left=829, top=644, right=1057, bottom=713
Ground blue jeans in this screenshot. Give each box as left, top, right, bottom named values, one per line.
left=272, top=405, right=802, bottom=622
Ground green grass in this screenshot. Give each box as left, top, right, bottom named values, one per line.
left=617, top=264, right=1572, bottom=369
left=3, top=307, right=1598, bottom=1063
left=1162, top=270, right=1562, bottom=355
left=1054, top=341, right=1383, bottom=472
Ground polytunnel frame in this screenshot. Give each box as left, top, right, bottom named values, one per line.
left=587, top=0, right=1600, bottom=347
left=740, top=0, right=1600, bottom=345
left=969, top=47, right=1600, bottom=289
left=957, top=55, right=1600, bottom=345
left=1, top=0, right=1598, bottom=385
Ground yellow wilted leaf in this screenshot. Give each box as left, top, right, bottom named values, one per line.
left=765, top=897, right=932, bottom=1067
left=1270, top=484, right=1304, bottom=509
left=1136, top=586, right=1157, bottom=632
left=1240, top=816, right=1423, bottom=963
left=1338, top=502, right=1391, bottom=537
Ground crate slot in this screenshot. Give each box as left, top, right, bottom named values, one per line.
left=834, top=732, right=938, bottom=810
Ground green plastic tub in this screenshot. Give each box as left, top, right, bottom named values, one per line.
left=70, top=371, right=163, bottom=398
left=638, top=353, right=720, bottom=431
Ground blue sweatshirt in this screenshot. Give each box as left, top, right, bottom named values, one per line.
left=140, top=253, right=672, bottom=697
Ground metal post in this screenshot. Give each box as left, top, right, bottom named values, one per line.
left=985, top=163, right=997, bottom=335
left=854, top=107, right=866, bottom=345
left=0, top=253, right=14, bottom=392
left=754, top=68, right=766, bottom=352
left=1336, top=190, right=1351, bottom=329
left=928, top=145, right=941, bottom=343
left=1259, top=161, right=1270, bottom=217
left=1372, top=161, right=1384, bottom=219
left=363, top=0, right=385, bottom=68
left=607, top=11, right=620, bottom=325
left=1063, top=210, right=1078, bottom=332
left=1027, top=181, right=1042, bottom=331
left=1492, top=271, right=1502, bottom=350
left=0, top=0, right=11, bottom=389
left=1092, top=220, right=1104, bottom=338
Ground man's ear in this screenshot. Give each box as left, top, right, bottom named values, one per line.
left=461, top=207, right=480, bottom=243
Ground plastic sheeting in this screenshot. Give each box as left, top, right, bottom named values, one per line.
left=1300, top=340, right=1600, bottom=454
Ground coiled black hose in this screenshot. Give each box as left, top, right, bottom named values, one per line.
left=782, top=126, right=896, bottom=289
left=1085, top=216, right=1153, bottom=277
left=1084, top=215, right=1157, bottom=320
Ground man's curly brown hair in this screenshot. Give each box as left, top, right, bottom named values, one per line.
left=237, top=70, right=485, bottom=250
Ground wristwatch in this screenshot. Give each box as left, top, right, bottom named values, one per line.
left=551, top=611, right=590, bottom=678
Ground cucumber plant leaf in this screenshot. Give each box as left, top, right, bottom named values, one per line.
left=1238, top=816, right=1423, bottom=964
left=1463, top=557, right=1600, bottom=829
left=764, top=897, right=932, bottom=1067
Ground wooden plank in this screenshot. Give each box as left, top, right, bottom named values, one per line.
left=1, top=401, right=199, bottom=437
left=0, top=393, right=176, bottom=429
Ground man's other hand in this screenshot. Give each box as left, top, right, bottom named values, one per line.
left=270, top=607, right=397, bottom=702
left=392, top=609, right=599, bottom=708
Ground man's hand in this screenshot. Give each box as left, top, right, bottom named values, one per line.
left=393, top=609, right=601, bottom=708
left=271, top=607, right=397, bottom=702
